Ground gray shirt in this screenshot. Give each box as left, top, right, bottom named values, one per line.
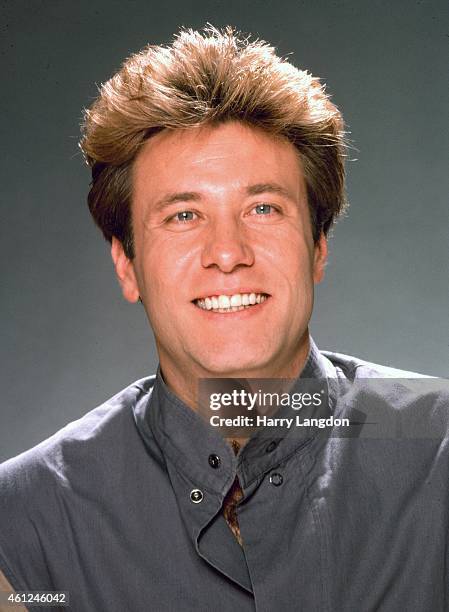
left=1, top=339, right=448, bottom=611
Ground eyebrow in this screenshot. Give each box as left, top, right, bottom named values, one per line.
left=152, top=182, right=295, bottom=213
left=152, top=192, right=200, bottom=213
left=245, top=183, right=295, bottom=200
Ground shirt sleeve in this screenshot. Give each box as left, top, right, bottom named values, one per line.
left=0, top=450, right=55, bottom=592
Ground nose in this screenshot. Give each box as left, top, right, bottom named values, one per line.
left=201, top=218, right=255, bottom=273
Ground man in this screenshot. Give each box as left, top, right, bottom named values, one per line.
left=0, top=26, right=448, bottom=612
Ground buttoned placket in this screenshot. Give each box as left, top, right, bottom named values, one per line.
left=133, top=339, right=338, bottom=606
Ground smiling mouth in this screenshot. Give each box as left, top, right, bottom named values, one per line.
left=194, top=292, right=269, bottom=313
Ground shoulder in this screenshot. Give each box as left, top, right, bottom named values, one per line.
left=0, top=375, right=156, bottom=499
left=322, top=349, right=449, bottom=435
left=0, top=376, right=157, bottom=589
left=321, top=349, right=433, bottom=379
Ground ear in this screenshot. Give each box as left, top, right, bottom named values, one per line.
left=111, top=237, right=140, bottom=303
left=313, top=233, right=328, bottom=284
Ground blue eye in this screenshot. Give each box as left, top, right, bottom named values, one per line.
left=175, top=211, right=195, bottom=222
left=254, top=204, right=273, bottom=215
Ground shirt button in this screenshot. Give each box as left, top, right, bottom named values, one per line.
left=190, top=489, right=204, bottom=503
left=269, top=473, right=283, bottom=487
left=208, top=454, right=221, bottom=469
left=265, top=441, right=278, bottom=453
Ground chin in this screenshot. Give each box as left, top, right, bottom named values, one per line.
left=195, top=351, right=272, bottom=378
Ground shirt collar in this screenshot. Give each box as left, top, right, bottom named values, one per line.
left=133, top=336, right=337, bottom=494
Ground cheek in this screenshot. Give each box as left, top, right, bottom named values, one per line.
left=137, top=238, right=199, bottom=306
left=261, top=229, right=314, bottom=287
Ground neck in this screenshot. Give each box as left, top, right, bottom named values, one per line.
left=157, top=331, right=311, bottom=412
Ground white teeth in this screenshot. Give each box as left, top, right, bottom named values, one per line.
left=218, top=295, right=230, bottom=308
left=230, top=294, right=242, bottom=307
left=196, top=292, right=268, bottom=312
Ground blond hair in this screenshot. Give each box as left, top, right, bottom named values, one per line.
left=80, top=26, right=347, bottom=258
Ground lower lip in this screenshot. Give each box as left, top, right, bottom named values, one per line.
left=192, top=298, right=270, bottom=319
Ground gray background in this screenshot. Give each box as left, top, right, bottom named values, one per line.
left=1, top=0, right=448, bottom=462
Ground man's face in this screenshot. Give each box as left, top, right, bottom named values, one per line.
left=113, top=121, right=327, bottom=382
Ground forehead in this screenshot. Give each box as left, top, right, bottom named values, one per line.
left=132, top=121, right=305, bottom=199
